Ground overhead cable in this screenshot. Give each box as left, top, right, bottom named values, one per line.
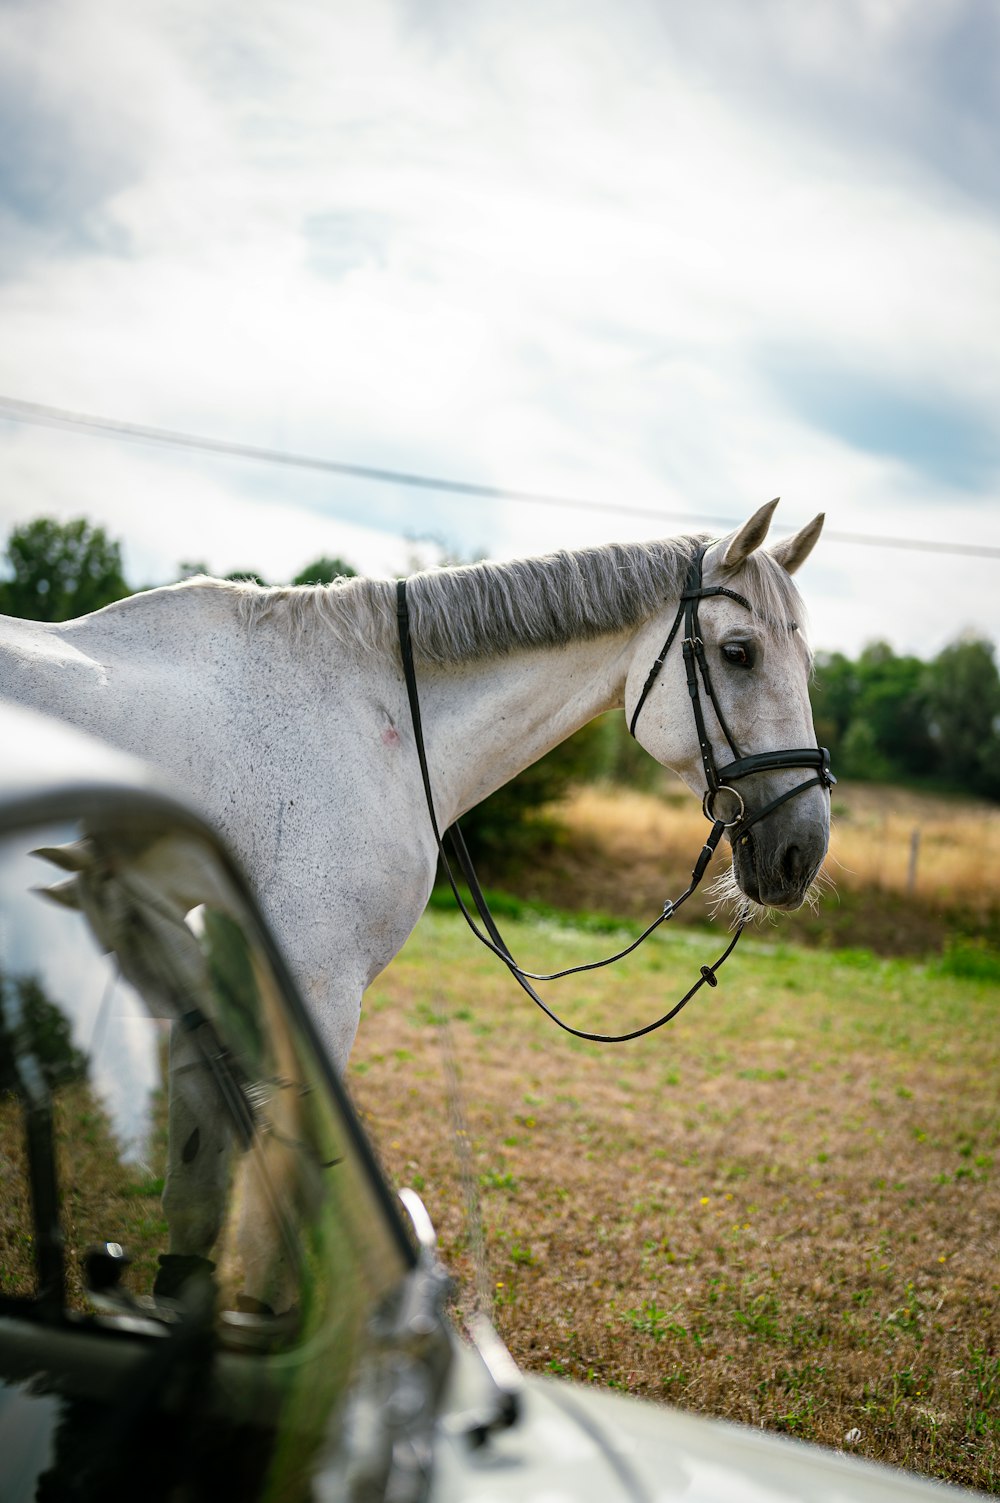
left=1, top=394, right=997, bottom=560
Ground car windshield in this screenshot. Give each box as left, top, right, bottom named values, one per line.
left=0, top=810, right=411, bottom=1499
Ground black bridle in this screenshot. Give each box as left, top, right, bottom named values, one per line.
left=395, top=546, right=835, bottom=1044
left=628, top=545, right=835, bottom=838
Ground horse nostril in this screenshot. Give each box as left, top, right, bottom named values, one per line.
left=783, top=844, right=805, bottom=885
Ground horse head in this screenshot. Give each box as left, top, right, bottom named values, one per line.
left=627, top=500, right=831, bottom=911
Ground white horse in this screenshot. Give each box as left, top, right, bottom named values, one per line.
left=0, top=498, right=828, bottom=1075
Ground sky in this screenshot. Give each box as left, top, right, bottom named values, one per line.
left=0, top=0, right=998, bottom=657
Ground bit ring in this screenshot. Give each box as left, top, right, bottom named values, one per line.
left=702, top=786, right=745, bottom=828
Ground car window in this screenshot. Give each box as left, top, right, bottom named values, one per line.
left=0, top=816, right=406, bottom=1352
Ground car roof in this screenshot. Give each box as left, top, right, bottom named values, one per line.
left=0, top=698, right=198, bottom=830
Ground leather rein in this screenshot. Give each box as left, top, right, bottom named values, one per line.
left=395, top=546, right=835, bottom=1044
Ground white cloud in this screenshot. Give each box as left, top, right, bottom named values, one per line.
left=0, top=0, right=997, bottom=658
left=0, top=422, right=414, bottom=584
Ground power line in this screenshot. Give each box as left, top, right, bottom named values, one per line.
left=2, top=393, right=998, bottom=560
left=0, top=396, right=737, bottom=527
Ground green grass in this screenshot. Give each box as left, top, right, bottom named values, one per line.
left=352, top=904, right=1000, bottom=1495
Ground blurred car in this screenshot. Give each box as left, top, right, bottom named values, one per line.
left=0, top=699, right=986, bottom=1502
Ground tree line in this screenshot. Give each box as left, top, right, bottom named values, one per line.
left=0, top=515, right=356, bottom=621
left=2, top=518, right=997, bottom=822
left=811, top=637, right=1000, bottom=801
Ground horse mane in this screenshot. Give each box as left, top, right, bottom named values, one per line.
left=198, top=534, right=806, bottom=664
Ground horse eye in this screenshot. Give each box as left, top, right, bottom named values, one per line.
left=721, top=641, right=755, bottom=669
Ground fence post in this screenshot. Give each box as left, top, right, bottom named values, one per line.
left=907, top=827, right=921, bottom=894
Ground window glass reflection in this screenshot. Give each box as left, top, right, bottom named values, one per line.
left=0, top=833, right=163, bottom=1165
left=0, top=818, right=404, bottom=1356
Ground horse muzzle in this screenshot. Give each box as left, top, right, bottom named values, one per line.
left=731, top=820, right=828, bottom=910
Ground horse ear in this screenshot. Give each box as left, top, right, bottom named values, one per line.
left=35, top=878, right=82, bottom=911
left=769, top=512, right=825, bottom=575
left=719, top=498, right=780, bottom=570
left=31, top=841, right=94, bottom=873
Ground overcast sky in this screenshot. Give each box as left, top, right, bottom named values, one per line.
left=1, top=0, right=998, bottom=657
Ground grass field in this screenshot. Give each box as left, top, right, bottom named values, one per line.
left=351, top=905, right=1000, bottom=1494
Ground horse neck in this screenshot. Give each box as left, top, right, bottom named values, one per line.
left=414, top=629, right=636, bottom=824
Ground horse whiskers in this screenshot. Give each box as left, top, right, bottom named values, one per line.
left=705, top=866, right=774, bottom=927
left=705, top=861, right=834, bottom=927
left=810, top=864, right=838, bottom=901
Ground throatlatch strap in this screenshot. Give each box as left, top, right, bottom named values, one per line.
left=628, top=598, right=685, bottom=738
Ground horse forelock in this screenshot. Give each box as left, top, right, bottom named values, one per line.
left=205, top=534, right=807, bottom=665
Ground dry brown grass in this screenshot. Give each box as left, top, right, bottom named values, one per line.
left=824, top=782, right=1000, bottom=913
left=0, top=1083, right=168, bottom=1308
left=352, top=909, right=1000, bottom=1494
left=564, top=777, right=1000, bottom=911
left=0, top=1094, right=34, bottom=1297
left=480, top=778, right=1000, bottom=956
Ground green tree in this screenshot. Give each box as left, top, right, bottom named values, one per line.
left=923, top=637, right=1000, bottom=799
left=851, top=642, right=934, bottom=779
left=292, top=556, right=357, bottom=585
left=0, top=517, right=129, bottom=621
left=812, top=642, right=934, bottom=782
left=810, top=651, right=858, bottom=754
left=0, top=973, right=89, bottom=1093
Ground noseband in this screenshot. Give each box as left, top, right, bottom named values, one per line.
left=396, top=546, right=834, bottom=1045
